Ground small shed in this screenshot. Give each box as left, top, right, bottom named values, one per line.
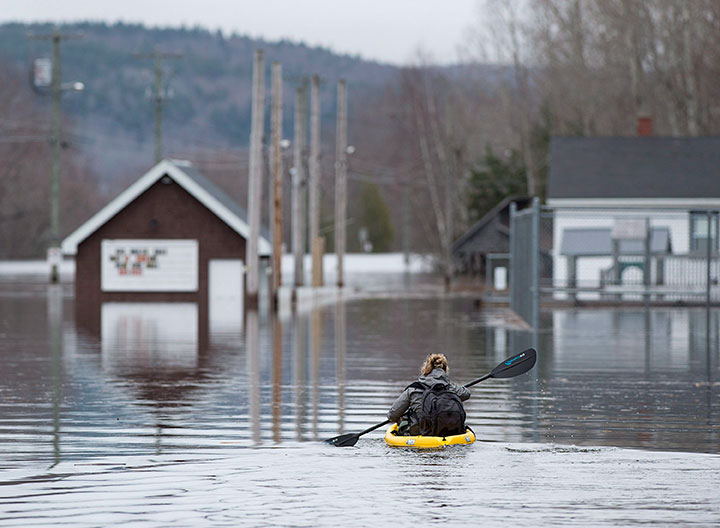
left=452, top=196, right=532, bottom=274
left=62, top=159, right=270, bottom=333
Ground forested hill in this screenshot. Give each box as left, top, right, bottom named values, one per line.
left=0, top=22, right=398, bottom=180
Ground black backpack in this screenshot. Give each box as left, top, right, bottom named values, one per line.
left=409, top=381, right=466, bottom=437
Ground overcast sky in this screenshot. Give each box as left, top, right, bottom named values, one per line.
left=0, top=0, right=482, bottom=65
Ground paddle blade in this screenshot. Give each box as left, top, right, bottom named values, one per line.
left=325, top=433, right=360, bottom=447
left=491, top=348, right=537, bottom=379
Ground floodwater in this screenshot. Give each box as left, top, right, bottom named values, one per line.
left=1, top=271, right=719, bottom=526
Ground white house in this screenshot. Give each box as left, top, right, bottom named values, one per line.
left=546, top=136, right=720, bottom=300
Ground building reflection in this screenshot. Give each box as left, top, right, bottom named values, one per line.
left=548, top=307, right=718, bottom=450
left=72, top=299, right=221, bottom=453
left=101, top=302, right=199, bottom=374
left=96, top=302, right=211, bottom=407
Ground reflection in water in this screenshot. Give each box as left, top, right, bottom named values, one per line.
left=101, top=303, right=199, bottom=373
left=271, top=312, right=282, bottom=443
left=2, top=287, right=720, bottom=475
left=335, top=294, right=346, bottom=435
left=548, top=308, right=719, bottom=450
left=293, top=309, right=308, bottom=442
left=3, top=279, right=720, bottom=527
left=48, top=285, right=63, bottom=467
left=246, top=310, right=261, bottom=446
left=310, top=304, right=321, bottom=441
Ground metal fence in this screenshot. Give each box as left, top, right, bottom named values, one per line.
left=509, top=205, right=720, bottom=320
left=509, top=198, right=540, bottom=328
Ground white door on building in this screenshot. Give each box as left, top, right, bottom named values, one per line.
left=209, top=259, right=245, bottom=335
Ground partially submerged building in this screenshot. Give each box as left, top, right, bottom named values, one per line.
left=62, top=159, right=270, bottom=334
left=452, top=196, right=532, bottom=275
left=547, top=136, right=720, bottom=299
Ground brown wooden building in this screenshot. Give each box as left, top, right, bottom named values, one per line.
left=62, top=159, right=270, bottom=335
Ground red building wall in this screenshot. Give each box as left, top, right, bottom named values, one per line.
left=75, top=177, right=247, bottom=334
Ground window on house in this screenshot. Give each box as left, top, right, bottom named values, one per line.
left=690, top=212, right=718, bottom=253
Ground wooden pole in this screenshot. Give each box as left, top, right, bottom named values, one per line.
left=132, top=50, right=182, bottom=164
left=50, top=34, right=62, bottom=283
left=312, top=236, right=325, bottom=287
left=335, top=79, right=347, bottom=288
left=292, top=85, right=307, bottom=290
left=271, top=62, right=283, bottom=311
left=246, top=49, right=265, bottom=310
left=29, top=30, right=82, bottom=283
left=309, top=74, right=323, bottom=287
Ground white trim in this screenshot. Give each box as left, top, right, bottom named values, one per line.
left=61, top=160, right=271, bottom=256
left=547, top=197, right=720, bottom=210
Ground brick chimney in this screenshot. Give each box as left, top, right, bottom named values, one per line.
left=637, top=115, right=653, bottom=136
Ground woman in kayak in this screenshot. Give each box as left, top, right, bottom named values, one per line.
left=387, top=353, right=470, bottom=436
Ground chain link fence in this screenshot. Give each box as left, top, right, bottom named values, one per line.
left=509, top=204, right=720, bottom=327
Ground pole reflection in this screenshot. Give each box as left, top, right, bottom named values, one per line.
left=271, top=311, right=283, bottom=443
left=310, top=304, right=321, bottom=441
left=48, top=284, right=63, bottom=467
left=246, top=310, right=261, bottom=445
left=335, top=294, right=346, bottom=435
left=293, top=309, right=308, bottom=442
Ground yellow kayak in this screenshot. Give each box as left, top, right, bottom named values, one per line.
left=384, top=424, right=476, bottom=448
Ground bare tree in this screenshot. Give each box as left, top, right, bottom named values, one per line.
left=0, top=59, right=102, bottom=258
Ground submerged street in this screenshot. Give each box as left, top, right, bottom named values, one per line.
left=1, top=272, right=718, bottom=526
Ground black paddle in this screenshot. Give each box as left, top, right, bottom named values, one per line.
left=325, top=348, right=537, bottom=447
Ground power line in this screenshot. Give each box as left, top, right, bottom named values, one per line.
left=133, top=49, right=183, bottom=163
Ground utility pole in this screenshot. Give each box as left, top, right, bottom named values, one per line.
left=133, top=49, right=182, bottom=163
left=334, top=79, right=347, bottom=288
left=292, top=85, right=307, bottom=291
left=29, top=29, right=83, bottom=284
left=246, top=49, right=265, bottom=310
left=270, top=62, right=283, bottom=311
left=309, top=74, right=323, bottom=287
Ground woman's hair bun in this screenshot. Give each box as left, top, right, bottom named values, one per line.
left=421, top=353, right=449, bottom=375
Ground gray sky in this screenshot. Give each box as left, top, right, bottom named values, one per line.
left=1, top=0, right=481, bottom=65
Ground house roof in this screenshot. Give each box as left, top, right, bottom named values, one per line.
left=61, top=159, right=271, bottom=256
left=452, top=196, right=531, bottom=255
left=560, top=227, right=672, bottom=257
left=548, top=137, right=720, bottom=199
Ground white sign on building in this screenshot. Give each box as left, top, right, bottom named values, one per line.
left=101, top=239, right=198, bottom=292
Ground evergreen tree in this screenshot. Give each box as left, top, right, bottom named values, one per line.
left=467, top=146, right=526, bottom=224
left=352, top=182, right=394, bottom=252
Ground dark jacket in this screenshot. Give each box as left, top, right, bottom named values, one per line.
left=387, top=368, right=471, bottom=426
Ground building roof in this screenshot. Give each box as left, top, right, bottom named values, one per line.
left=548, top=137, right=720, bottom=199
left=62, top=159, right=271, bottom=256
left=452, top=196, right=531, bottom=255
left=559, top=227, right=672, bottom=257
